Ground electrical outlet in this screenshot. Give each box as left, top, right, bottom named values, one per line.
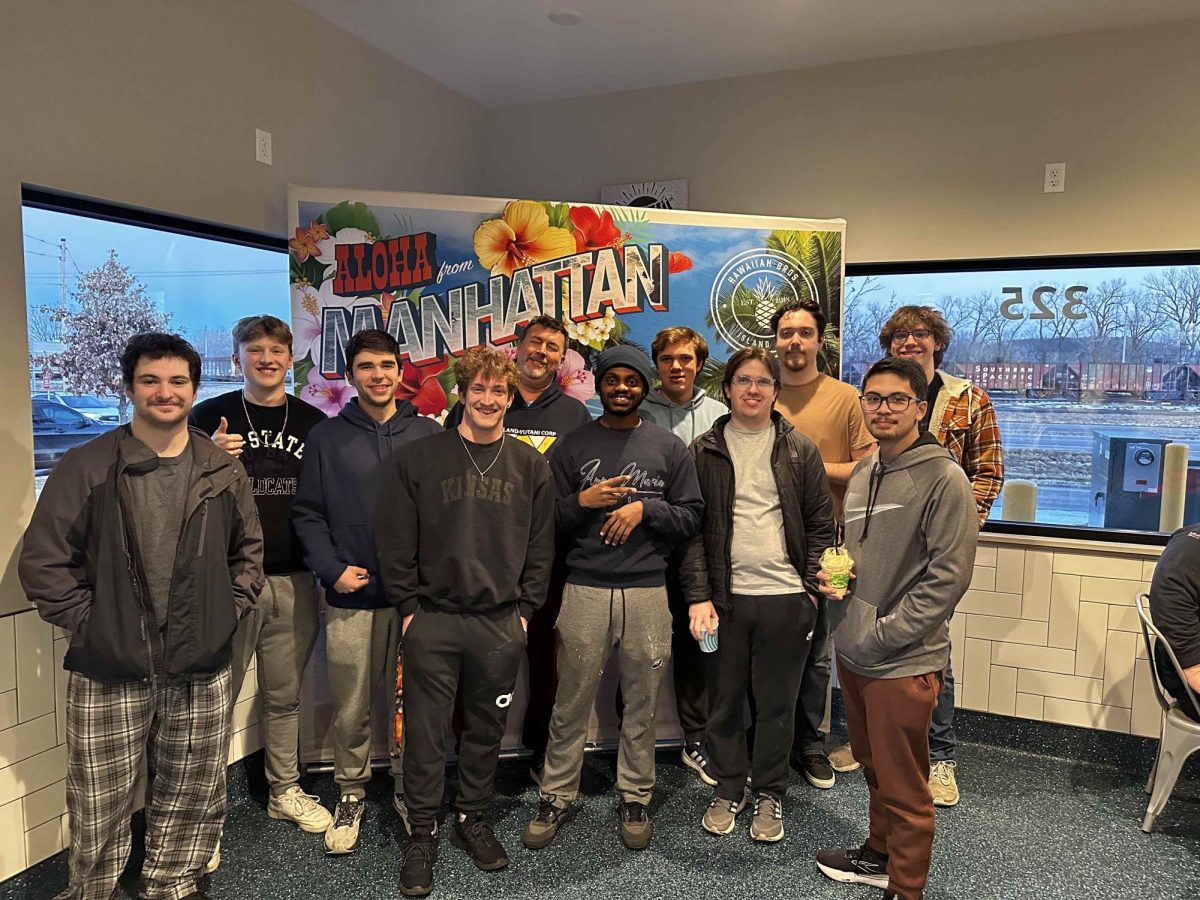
left=255, top=129, right=272, bottom=166
left=1044, top=162, right=1065, bottom=193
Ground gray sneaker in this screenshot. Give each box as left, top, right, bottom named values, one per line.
left=750, top=792, right=784, bottom=843
left=701, top=794, right=747, bottom=835
left=324, top=795, right=365, bottom=855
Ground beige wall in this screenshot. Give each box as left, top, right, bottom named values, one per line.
left=483, top=19, right=1200, bottom=263
left=0, top=0, right=487, bottom=614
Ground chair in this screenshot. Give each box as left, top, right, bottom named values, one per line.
left=1134, top=592, right=1200, bottom=832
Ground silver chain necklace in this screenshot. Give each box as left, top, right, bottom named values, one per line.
left=241, top=391, right=288, bottom=443
left=459, top=431, right=505, bottom=477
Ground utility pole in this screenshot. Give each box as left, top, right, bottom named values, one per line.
left=59, top=237, right=67, bottom=311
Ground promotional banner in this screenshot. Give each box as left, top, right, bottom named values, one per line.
left=288, top=187, right=845, bottom=420
left=287, top=187, right=846, bottom=762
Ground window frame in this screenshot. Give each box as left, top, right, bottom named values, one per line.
left=845, top=249, right=1200, bottom=548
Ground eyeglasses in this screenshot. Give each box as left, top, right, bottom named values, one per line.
left=731, top=375, right=776, bottom=389
left=859, top=392, right=917, bottom=411
left=891, top=329, right=932, bottom=343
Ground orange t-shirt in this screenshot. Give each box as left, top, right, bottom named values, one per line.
left=775, top=373, right=874, bottom=517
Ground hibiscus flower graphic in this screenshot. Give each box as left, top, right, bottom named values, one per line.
left=668, top=251, right=693, bottom=274
left=556, top=349, right=595, bottom=402
left=569, top=206, right=622, bottom=253
left=396, top=359, right=448, bottom=416
left=473, top=201, right=576, bottom=278
left=302, top=369, right=356, bottom=416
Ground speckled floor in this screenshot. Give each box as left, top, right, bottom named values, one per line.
left=6, top=706, right=1199, bottom=900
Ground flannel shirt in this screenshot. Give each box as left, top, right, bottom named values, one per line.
left=930, top=370, right=1005, bottom=525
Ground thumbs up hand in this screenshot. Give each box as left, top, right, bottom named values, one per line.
left=212, top=416, right=245, bottom=457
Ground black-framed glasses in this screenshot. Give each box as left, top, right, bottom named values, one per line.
left=891, top=328, right=932, bottom=342
left=860, top=392, right=917, bottom=411
left=731, top=375, right=776, bottom=389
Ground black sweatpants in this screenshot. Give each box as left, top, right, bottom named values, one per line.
left=520, top=565, right=567, bottom=758
left=708, top=593, right=817, bottom=800
left=668, top=564, right=716, bottom=743
left=402, top=604, right=526, bottom=834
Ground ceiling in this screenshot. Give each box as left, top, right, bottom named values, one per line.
left=291, top=0, right=1200, bottom=108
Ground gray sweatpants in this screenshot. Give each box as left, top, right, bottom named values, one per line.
left=228, top=572, right=321, bottom=796
left=540, top=583, right=672, bottom=805
left=325, top=605, right=403, bottom=798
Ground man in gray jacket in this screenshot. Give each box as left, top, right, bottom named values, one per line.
left=639, top=325, right=727, bottom=784
left=815, top=357, right=976, bottom=900
left=20, top=332, right=264, bottom=900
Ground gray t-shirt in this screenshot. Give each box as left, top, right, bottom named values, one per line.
left=725, top=424, right=807, bottom=595
left=128, top=450, right=193, bottom=629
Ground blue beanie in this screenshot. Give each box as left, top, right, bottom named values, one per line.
left=594, top=345, right=654, bottom=392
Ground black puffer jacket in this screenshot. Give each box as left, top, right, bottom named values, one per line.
left=679, top=412, right=835, bottom=613
left=20, top=426, right=264, bottom=684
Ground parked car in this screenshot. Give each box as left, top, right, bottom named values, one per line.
left=31, top=392, right=122, bottom=424
left=32, top=399, right=119, bottom=472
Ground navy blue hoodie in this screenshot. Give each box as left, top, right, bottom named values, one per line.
left=293, top=397, right=440, bottom=609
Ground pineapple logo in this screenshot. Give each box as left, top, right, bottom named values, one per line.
left=709, top=249, right=819, bottom=351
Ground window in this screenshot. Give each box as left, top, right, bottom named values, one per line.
left=844, top=251, right=1200, bottom=541
left=22, top=187, right=288, bottom=484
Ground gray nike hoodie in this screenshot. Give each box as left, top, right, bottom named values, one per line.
left=830, top=432, right=978, bottom=679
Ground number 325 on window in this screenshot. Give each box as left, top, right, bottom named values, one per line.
left=1000, top=285, right=1088, bottom=321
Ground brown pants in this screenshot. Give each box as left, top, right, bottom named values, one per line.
left=839, top=661, right=943, bottom=900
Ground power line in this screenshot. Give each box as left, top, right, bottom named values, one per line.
left=22, top=234, right=59, bottom=246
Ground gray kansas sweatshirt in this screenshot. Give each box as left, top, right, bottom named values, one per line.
left=830, top=432, right=978, bottom=679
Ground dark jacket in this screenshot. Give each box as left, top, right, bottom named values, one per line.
left=1149, top=523, right=1200, bottom=711
left=444, top=378, right=591, bottom=454
left=19, top=426, right=264, bottom=684
left=292, top=398, right=440, bottom=609
left=680, top=412, right=835, bottom=613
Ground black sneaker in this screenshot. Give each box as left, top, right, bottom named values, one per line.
left=522, top=796, right=577, bottom=849
left=815, top=845, right=890, bottom=889
left=800, top=751, right=836, bottom=789
left=450, top=811, right=509, bottom=871
left=398, top=833, right=438, bottom=897
left=681, top=742, right=718, bottom=787
left=619, top=801, right=652, bottom=850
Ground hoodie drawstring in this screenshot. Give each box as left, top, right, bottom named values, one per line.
left=861, top=461, right=885, bottom=542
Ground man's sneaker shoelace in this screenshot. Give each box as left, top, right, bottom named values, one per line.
left=534, top=797, right=566, bottom=824
left=403, top=838, right=436, bottom=865
left=931, top=761, right=956, bottom=785
left=753, top=794, right=783, bottom=820
left=332, top=799, right=361, bottom=828
left=283, top=789, right=324, bottom=815
left=461, top=816, right=498, bottom=845
left=622, top=801, right=648, bottom=823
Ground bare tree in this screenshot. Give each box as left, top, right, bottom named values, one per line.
left=1121, top=289, right=1166, bottom=363
left=27, top=304, right=62, bottom=342
left=1080, top=279, right=1127, bottom=362
left=1144, top=267, right=1200, bottom=361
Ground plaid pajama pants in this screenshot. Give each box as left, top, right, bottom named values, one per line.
left=59, top=667, right=232, bottom=900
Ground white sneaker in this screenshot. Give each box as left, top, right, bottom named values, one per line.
left=324, top=795, right=365, bottom=855
left=268, top=785, right=334, bottom=833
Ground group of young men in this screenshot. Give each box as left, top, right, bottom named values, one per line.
left=21, top=298, right=1004, bottom=900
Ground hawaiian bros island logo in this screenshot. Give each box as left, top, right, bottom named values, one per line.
left=709, top=249, right=819, bottom=351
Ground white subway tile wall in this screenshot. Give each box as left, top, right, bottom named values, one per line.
left=0, top=538, right=1169, bottom=882
left=0, top=613, right=262, bottom=884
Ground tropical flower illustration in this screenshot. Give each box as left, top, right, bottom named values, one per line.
left=473, top=201, right=576, bottom=278
left=556, top=349, right=595, bottom=402
left=302, top=369, right=356, bottom=416
left=569, top=206, right=623, bottom=253
left=288, top=223, right=324, bottom=262
left=396, top=358, right=448, bottom=416
left=564, top=308, right=618, bottom=352
left=668, top=251, right=693, bottom=274
left=291, top=279, right=340, bottom=362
